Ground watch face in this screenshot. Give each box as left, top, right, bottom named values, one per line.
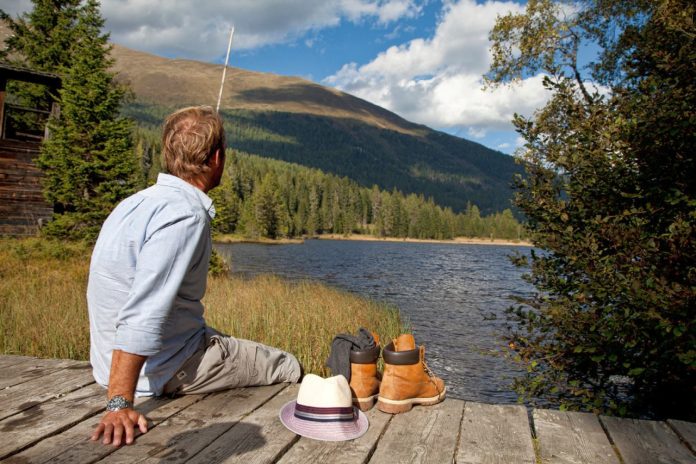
left=106, top=395, right=133, bottom=411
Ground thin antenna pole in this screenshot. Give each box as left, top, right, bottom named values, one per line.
left=216, top=26, right=235, bottom=113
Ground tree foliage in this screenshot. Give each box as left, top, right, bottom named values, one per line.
left=2, top=0, right=137, bottom=240
left=123, top=103, right=523, bottom=216
left=161, top=147, right=524, bottom=242
left=488, top=0, right=695, bottom=418
left=0, top=0, right=81, bottom=108
left=130, top=106, right=526, bottom=242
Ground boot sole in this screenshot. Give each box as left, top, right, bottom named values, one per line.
left=353, top=394, right=377, bottom=411
left=376, top=388, right=446, bottom=414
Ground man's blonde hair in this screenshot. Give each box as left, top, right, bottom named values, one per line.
left=161, top=106, right=225, bottom=181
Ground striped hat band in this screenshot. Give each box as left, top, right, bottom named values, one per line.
left=294, top=403, right=356, bottom=422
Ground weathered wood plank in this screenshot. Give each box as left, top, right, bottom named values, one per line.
left=0, top=353, right=691, bottom=464
left=277, top=395, right=393, bottom=464
left=185, top=384, right=299, bottom=464
left=0, top=355, right=38, bottom=369
left=99, top=383, right=287, bottom=464
left=5, top=394, right=202, bottom=464
left=369, top=399, right=464, bottom=464
left=0, top=358, right=85, bottom=389
left=668, top=420, right=696, bottom=453
left=0, top=364, right=95, bottom=421
left=602, top=416, right=696, bottom=464
left=533, top=409, right=619, bottom=464
left=0, top=383, right=105, bottom=460
left=457, top=402, right=536, bottom=464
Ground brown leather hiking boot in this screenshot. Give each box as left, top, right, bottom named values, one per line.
left=376, top=334, right=446, bottom=414
left=349, top=335, right=381, bottom=411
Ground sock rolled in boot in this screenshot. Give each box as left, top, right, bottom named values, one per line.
left=349, top=336, right=381, bottom=411
left=376, top=334, right=446, bottom=414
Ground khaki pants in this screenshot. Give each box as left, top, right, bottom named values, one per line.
left=163, top=327, right=301, bottom=395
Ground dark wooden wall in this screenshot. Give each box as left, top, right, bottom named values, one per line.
left=0, top=140, right=52, bottom=236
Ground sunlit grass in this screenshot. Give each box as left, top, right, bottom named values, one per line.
left=0, top=238, right=406, bottom=376
left=0, top=238, right=91, bottom=359
left=204, top=273, right=406, bottom=375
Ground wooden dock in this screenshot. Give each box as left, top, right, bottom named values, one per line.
left=1, top=355, right=694, bottom=463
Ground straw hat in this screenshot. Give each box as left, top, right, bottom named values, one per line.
left=279, top=374, right=369, bottom=441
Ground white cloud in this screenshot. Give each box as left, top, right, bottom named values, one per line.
left=467, top=127, right=487, bottom=139
left=375, top=0, right=421, bottom=23
left=99, top=0, right=422, bottom=61
left=340, top=0, right=421, bottom=23
left=325, top=0, right=553, bottom=135
left=3, top=0, right=422, bottom=61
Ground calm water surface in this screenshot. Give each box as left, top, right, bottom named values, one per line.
left=215, top=239, right=534, bottom=404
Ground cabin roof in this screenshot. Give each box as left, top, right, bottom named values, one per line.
left=0, top=62, right=61, bottom=88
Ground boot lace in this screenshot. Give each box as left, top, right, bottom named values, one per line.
left=423, top=359, right=444, bottom=394
left=423, top=360, right=435, bottom=378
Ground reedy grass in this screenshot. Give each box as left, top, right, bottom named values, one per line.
left=0, top=238, right=407, bottom=376
left=0, top=239, right=92, bottom=359
left=204, top=274, right=406, bottom=375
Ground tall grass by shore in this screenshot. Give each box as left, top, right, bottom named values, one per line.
left=0, top=238, right=406, bottom=376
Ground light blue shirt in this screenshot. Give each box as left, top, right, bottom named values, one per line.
left=87, top=173, right=215, bottom=396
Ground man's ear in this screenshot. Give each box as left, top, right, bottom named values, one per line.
left=210, top=149, right=223, bottom=167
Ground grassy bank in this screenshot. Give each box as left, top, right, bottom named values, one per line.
left=214, top=233, right=304, bottom=245
left=316, top=233, right=533, bottom=247
left=0, top=239, right=406, bottom=376
left=214, top=232, right=532, bottom=247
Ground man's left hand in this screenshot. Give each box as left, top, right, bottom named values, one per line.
left=91, top=408, right=148, bottom=446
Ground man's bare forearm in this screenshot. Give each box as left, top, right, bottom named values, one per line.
left=108, top=349, right=147, bottom=401
left=91, top=349, right=149, bottom=446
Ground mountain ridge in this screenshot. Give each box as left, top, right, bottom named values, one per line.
left=110, top=44, right=521, bottom=214
left=111, top=44, right=427, bottom=137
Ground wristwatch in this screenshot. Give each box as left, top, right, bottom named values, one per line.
left=106, top=395, right=134, bottom=411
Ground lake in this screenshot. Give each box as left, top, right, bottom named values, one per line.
left=215, top=239, right=535, bottom=404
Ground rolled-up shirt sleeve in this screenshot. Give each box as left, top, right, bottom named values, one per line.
left=113, top=212, right=207, bottom=356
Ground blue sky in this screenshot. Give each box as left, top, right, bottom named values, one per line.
left=6, top=0, right=551, bottom=155
left=229, top=2, right=441, bottom=82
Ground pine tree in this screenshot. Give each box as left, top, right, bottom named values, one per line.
left=370, top=186, right=384, bottom=236
left=1, top=1, right=81, bottom=68
left=294, top=184, right=309, bottom=235
left=253, top=172, right=284, bottom=238
left=306, top=184, right=321, bottom=235
left=0, top=1, right=82, bottom=108
left=320, top=185, right=332, bottom=233
left=238, top=199, right=258, bottom=239
left=3, top=0, right=137, bottom=240
left=209, top=170, right=241, bottom=234
left=35, top=0, right=136, bottom=239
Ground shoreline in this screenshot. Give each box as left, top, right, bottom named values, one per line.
left=213, top=234, right=304, bottom=245
left=316, top=233, right=533, bottom=247
left=214, top=233, right=532, bottom=247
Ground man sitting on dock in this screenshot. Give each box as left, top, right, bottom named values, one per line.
left=87, top=106, right=301, bottom=447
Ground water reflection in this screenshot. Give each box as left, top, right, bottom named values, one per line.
left=215, top=239, right=534, bottom=404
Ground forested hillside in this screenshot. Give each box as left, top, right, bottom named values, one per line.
left=108, top=41, right=523, bottom=215
left=216, top=153, right=523, bottom=240
left=125, top=102, right=521, bottom=215
left=134, top=124, right=524, bottom=241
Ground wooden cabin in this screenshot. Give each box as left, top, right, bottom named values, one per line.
left=0, top=63, right=61, bottom=236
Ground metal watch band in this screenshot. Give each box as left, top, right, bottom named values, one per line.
left=106, top=395, right=134, bottom=411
